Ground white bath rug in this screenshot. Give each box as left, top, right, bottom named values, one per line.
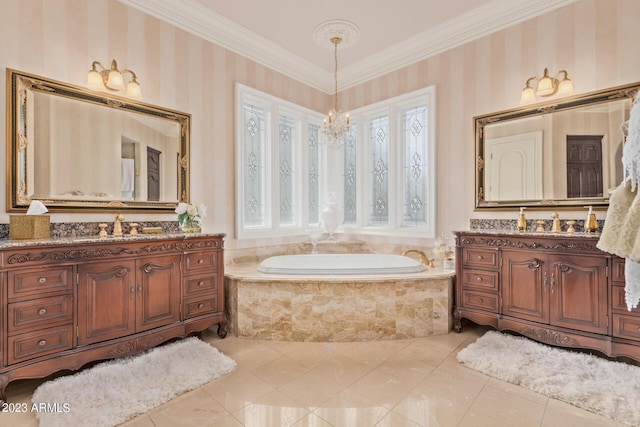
left=31, top=337, right=236, bottom=427
left=457, top=331, right=640, bottom=426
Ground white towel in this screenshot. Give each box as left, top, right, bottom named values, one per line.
left=121, top=159, right=135, bottom=192
left=598, top=91, right=640, bottom=310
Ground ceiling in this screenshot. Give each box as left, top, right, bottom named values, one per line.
left=119, top=0, right=577, bottom=93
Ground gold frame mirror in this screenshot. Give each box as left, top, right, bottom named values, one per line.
left=475, top=81, right=640, bottom=210
left=6, top=68, right=190, bottom=212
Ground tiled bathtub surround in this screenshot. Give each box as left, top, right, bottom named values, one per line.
left=225, top=264, right=454, bottom=342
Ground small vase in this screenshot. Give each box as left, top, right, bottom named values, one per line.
left=320, top=192, right=342, bottom=240
left=179, top=217, right=201, bottom=233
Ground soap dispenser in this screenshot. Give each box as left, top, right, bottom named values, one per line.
left=585, top=206, right=599, bottom=233
left=517, top=207, right=527, bottom=232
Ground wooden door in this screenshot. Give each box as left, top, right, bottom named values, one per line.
left=135, top=255, right=181, bottom=332
left=548, top=254, right=608, bottom=334
left=77, top=260, right=135, bottom=345
left=501, top=251, right=549, bottom=323
left=147, top=147, right=161, bottom=201
left=566, top=135, right=603, bottom=198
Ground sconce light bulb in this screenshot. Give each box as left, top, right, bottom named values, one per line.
left=536, top=76, right=555, bottom=96
left=107, top=70, right=125, bottom=92
left=520, top=87, right=536, bottom=104
left=87, top=70, right=104, bottom=91
left=126, top=80, right=142, bottom=100
left=558, top=78, right=573, bottom=94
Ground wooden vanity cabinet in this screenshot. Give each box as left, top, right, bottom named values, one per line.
left=455, top=232, right=640, bottom=361
left=0, top=234, right=226, bottom=402
left=77, top=255, right=181, bottom=346
left=501, top=251, right=608, bottom=334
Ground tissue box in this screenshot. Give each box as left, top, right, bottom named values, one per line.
left=9, top=215, right=51, bottom=240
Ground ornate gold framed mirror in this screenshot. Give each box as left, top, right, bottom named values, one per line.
left=475, top=81, right=640, bottom=210
left=6, top=68, right=190, bottom=212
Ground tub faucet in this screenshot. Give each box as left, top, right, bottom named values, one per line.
left=402, top=249, right=434, bottom=268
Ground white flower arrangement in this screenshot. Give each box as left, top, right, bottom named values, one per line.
left=175, top=202, right=207, bottom=230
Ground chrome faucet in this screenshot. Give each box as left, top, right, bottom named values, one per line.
left=402, top=249, right=434, bottom=268
left=113, top=214, right=124, bottom=236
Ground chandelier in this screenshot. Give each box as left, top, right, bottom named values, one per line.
left=322, top=36, right=350, bottom=149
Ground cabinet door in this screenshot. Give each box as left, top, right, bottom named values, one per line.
left=136, top=255, right=181, bottom=332
left=549, top=254, right=608, bottom=334
left=501, top=251, right=549, bottom=323
left=78, top=260, right=135, bottom=345
left=0, top=273, right=4, bottom=368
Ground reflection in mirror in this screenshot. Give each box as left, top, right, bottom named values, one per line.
left=7, top=69, right=190, bottom=212
left=475, top=82, right=639, bottom=210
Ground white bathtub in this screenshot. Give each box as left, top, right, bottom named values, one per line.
left=257, top=253, right=426, bottom=275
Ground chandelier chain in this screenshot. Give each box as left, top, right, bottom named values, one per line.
left=332, top=36, right=340, bottom=111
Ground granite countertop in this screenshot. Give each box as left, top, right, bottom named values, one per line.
left=454, top=229, right=601, bottom=239
left=0, top=232, right=225, bottom=249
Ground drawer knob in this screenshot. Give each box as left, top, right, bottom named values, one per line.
left=198, top=281, right=205, bottom=287
left=477, top=255, right=483, bottom=260
left=38, top=277, right=47, bottom=284
left=476, top=277, right=483, bottom=282
left=478, top=298, right=484, bottom=303
left=38, top=340, right=47, bottom=347
left=198, top=259, right=204, bottom=264
left=38, top=308, right=47, bottom=315
left=198, top=303, right=204, bottom=309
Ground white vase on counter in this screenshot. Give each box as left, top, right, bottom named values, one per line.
left=321, top=192, right=342, bottom=240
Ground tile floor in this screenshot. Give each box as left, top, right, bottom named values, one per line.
left=1, top=325, right=627, bottom=427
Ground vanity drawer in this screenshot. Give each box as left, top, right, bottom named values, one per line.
left=612, top=257, right=625, bottom=283
left=461, top=269, right=499, bottom=291
left=612, top=314, right=640, bottom=341
left=183, top=274, right=218, bottom=296
left=183, top=296, right=218, bottom=319
left=460, top=290, right=499, bottom=313
left=7, top=325, right=73, bottom=365
left=8, top=266, right=73, bottom=301
left=461, top=248, right=499, bottom=270
left=611, top=284, right=640, bottom=315
left=8, top=295, right=73, bottom=334
left=184, top=252, right=218, bottom=274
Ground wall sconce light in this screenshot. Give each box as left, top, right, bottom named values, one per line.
left=87, top=59, right=142, bottom=99
left=520, top=68, right=573, bottom=103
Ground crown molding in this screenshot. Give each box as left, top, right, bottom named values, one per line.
left=118, top=0, right=328, bottom=91
left=119, top=0, right=578, bottom=94
left=337, top=0, right=579, bottom=90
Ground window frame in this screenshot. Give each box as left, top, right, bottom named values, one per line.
left=334, top=86, right=437, bottom=238
left=235, top=84, right=326, bottom=239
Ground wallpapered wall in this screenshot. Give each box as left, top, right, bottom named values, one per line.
left=0, top=0, right=638, bottom=250
left=339, top=0, right=640, bottom=242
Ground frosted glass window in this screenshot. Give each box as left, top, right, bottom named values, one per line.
left=243, top=104, right=265, bottom=227
left=279, top=115, right=295, bottom=225
left=370, top=116, right=389, bottom=225
left=236, top=84, right=325, bottom=238
left=308, top=123, right=320, bottom=224
left=403, top=106, right=428, bottom=226
left=343, top=126, right=357, bottom=224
